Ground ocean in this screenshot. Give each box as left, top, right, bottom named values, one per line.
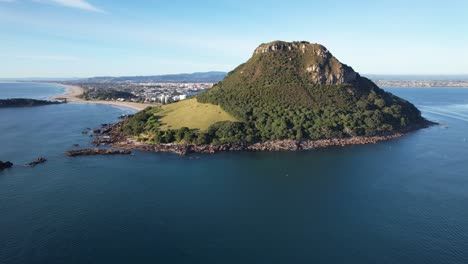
left=1, top=82, right=468, bottom=263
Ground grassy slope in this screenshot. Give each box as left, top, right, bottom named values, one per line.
left=154, top=98, right=237, bottom=131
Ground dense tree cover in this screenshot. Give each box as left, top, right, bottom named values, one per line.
left=122, top=41, right=425, bottom=145
left=0, top=98, right=64, bottom=108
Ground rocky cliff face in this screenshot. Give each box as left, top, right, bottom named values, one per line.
left=254, top=41, right=358, bottom=85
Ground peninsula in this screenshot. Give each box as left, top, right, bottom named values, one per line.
left=95, top=41, right=432, bottom=154
left=0, top=98, right=65, bottom=108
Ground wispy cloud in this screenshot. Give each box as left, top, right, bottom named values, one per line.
left=0, top=54, right=82, bottom=61
left=32, top=0, right=104, bottom=13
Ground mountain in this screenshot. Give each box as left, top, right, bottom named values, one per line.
left=119, top=41, right=429, bottom=146
left=78, top=71, right=227, bottom=83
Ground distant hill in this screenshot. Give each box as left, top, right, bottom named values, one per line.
left=120, top=41, right=429, bottom=146
left=78, top=71, right=227, bottom=83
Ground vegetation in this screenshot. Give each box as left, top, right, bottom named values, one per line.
left=0, top=98, right=65, bottom=108
left=121, top=99, right=239, bottom=144
left=121, top=41, right=426, bottom=145
left=156, top=98, right=237, bottom=130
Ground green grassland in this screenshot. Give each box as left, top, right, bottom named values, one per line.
left=155, top=98, right=237, bottom=130
left=121, top=99, right=239, bottom=144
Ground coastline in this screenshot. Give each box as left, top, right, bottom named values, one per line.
left=51, top=83, right=152, bottom=111
left=93, top=119, right=435, bottom=156
left=111, top=134, right=406, bottom=156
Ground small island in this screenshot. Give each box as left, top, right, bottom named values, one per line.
left=93, top=41, right=433, bottom=155
left=26, top=157, right=47, bottom=167
left=0, top=98, right=65, bottom=108
left=66, top=148, right=132, bottom=157
left=0, top=161, right=13, bottom=170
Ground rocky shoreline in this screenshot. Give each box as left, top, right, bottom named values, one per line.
left=66, top=148, right=132, bottom=157
left=110, top=134, right=404, bottom=156
left=91, top=119, right=435, bottom=156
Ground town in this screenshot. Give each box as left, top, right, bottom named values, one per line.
left=374, top=80, right=468, bottom=88
left=67, top=82, right=215, bottom=104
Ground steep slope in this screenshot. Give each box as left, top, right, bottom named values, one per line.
left=197, top=41, right=425, bottom=140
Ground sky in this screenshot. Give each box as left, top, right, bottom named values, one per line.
left=0, top=0, right=467, bottom=78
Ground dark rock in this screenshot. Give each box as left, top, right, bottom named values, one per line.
left=108, top=130, right=424, bottom=156
left=66, top=148, right=132, bottom=157
left=73, top=144, right=80, bottom=147
left=26, top=157, right=47, bottom=167
left=0, top=161, right=13, bottom=170
left=99, top=116, right=434, bottom=156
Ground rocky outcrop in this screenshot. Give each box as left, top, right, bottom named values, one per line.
left=26, top=157, right=47, bottom=167
left=308, top=63, right=358, bottom=85
left=253, top=41, right=358, bottom=85
left=110, top=133, right=405, bottom=156
left=66, top=148, right=131, bottom=157
left=91, top=120, right=128, bottom=145
left=94, top=117, right=433, bottom=156
left=0, top=161, right=13, bottom=170
left=254, top=41, right=312, bottom=54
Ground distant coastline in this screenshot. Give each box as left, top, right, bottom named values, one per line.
left=51, top=83, right=152, bottom=111
left=374, top=80, right=468, bottom=88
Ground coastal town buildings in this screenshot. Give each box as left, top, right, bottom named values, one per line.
left=73, top=82, right=214, bottom=104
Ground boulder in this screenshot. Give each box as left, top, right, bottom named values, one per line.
left=26, top=157, right=47, bottom=167
left=0, top=161, right=13, bottom=170
left=66, top=148, right=132, bottom=157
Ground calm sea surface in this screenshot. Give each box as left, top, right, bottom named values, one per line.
left=1, top=83, right=468, bottom=264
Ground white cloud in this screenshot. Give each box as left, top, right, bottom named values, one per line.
left=33, top=0, right=104, bottom=13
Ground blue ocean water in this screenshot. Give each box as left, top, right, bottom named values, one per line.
left=0, top=82, right=65, bottom=100
left=1, top=83, right=468, bottom=264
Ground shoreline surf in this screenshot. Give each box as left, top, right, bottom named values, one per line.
left=50, top=83, right=153, bottom=111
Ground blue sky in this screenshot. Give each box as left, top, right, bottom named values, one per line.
left=0, top=0, right=467, bottom=78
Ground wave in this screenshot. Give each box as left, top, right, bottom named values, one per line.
left=418, top=108, right=468, bottom=123
left=418, top=105, right=468, bottom=119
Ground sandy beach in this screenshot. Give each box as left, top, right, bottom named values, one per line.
left=52, top=84, right=152, bottom=111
